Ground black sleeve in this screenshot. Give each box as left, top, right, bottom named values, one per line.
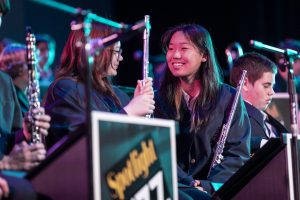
left=43, top=80, right=91, bottom=149
left=0, top=75, right=23, bottom=159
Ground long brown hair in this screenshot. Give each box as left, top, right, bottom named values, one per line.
left=56, top=22, right=121, bottom=106
left=160, top=24, right=222, bottom=131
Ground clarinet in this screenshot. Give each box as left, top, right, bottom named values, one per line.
left=26, top=27, right=42, bottom=144
left=207, top=70, right=247, bottom=177
left=142, top=15, right=152, bottom=118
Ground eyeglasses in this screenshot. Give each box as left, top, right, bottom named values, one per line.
left=111, top=49, right=123, bottom=60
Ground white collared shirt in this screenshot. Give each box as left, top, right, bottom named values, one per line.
left=182, top=90, right=199, bottom=111
left=260, top=111, right=278, bottom=147
left=244, top=100, right=278, bottom=148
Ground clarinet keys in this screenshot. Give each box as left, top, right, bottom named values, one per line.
left=26, top=27, right=42, bottom=144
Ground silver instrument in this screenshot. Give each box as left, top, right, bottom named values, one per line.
left=143, top=15, right=151, bottom=118
left=26, top=27, right=42, bottom=144
left=225, top=42, right=244, bottom=71
left=207, top=70, right=247, bottom=177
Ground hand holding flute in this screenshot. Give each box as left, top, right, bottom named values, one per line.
left=124, top=77, right=155, bottom=116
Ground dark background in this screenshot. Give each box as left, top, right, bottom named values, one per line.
left=1, top=0, right=300, bottom=87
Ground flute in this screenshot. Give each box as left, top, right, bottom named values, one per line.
left=207, top=70, right=247, bottom=177
left=142, top=15, right=151, bottom=118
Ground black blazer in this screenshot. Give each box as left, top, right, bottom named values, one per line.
left=154, top=84, right=251, bottom=194
left=43, top=78, right=131, bottom=149
left=15, top=86, right=29, bottom=117
left=244, top=102, right=288, bottom=154
left=0, top=71, right=23, bottom=158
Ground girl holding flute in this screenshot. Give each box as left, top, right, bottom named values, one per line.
left=154, top=24, right=251, bottom=196
left=43, top=22, right=154, bottom=149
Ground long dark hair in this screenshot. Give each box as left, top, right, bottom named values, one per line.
left=160, top=24, right=222, bottom=131
left=56, top=22, right=121, bottom=106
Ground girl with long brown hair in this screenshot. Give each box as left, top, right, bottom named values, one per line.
left=44, top=23, right=154, bottom=148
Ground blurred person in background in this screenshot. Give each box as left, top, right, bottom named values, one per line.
left=0, top=43, right=29, bottom=116
left=273, top=38, right=300, bottom=94
left=35, top=34, right=56, bottom=100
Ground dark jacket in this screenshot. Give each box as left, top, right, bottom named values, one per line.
left=154, top=84, right=251, bottom=194
left=15, top=86, right=29, bottom=117
left=43, top=78, right=131, bottom=149
left=0, top=71, right=23, bottom=159
left=244, top=102, right=288, bottom=154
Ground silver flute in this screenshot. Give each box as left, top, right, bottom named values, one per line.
left=143, top=15, right=151, bottom=118
left=26, top=27, right=42, bottom=144
left=207, top=70, right=247, bottom=177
